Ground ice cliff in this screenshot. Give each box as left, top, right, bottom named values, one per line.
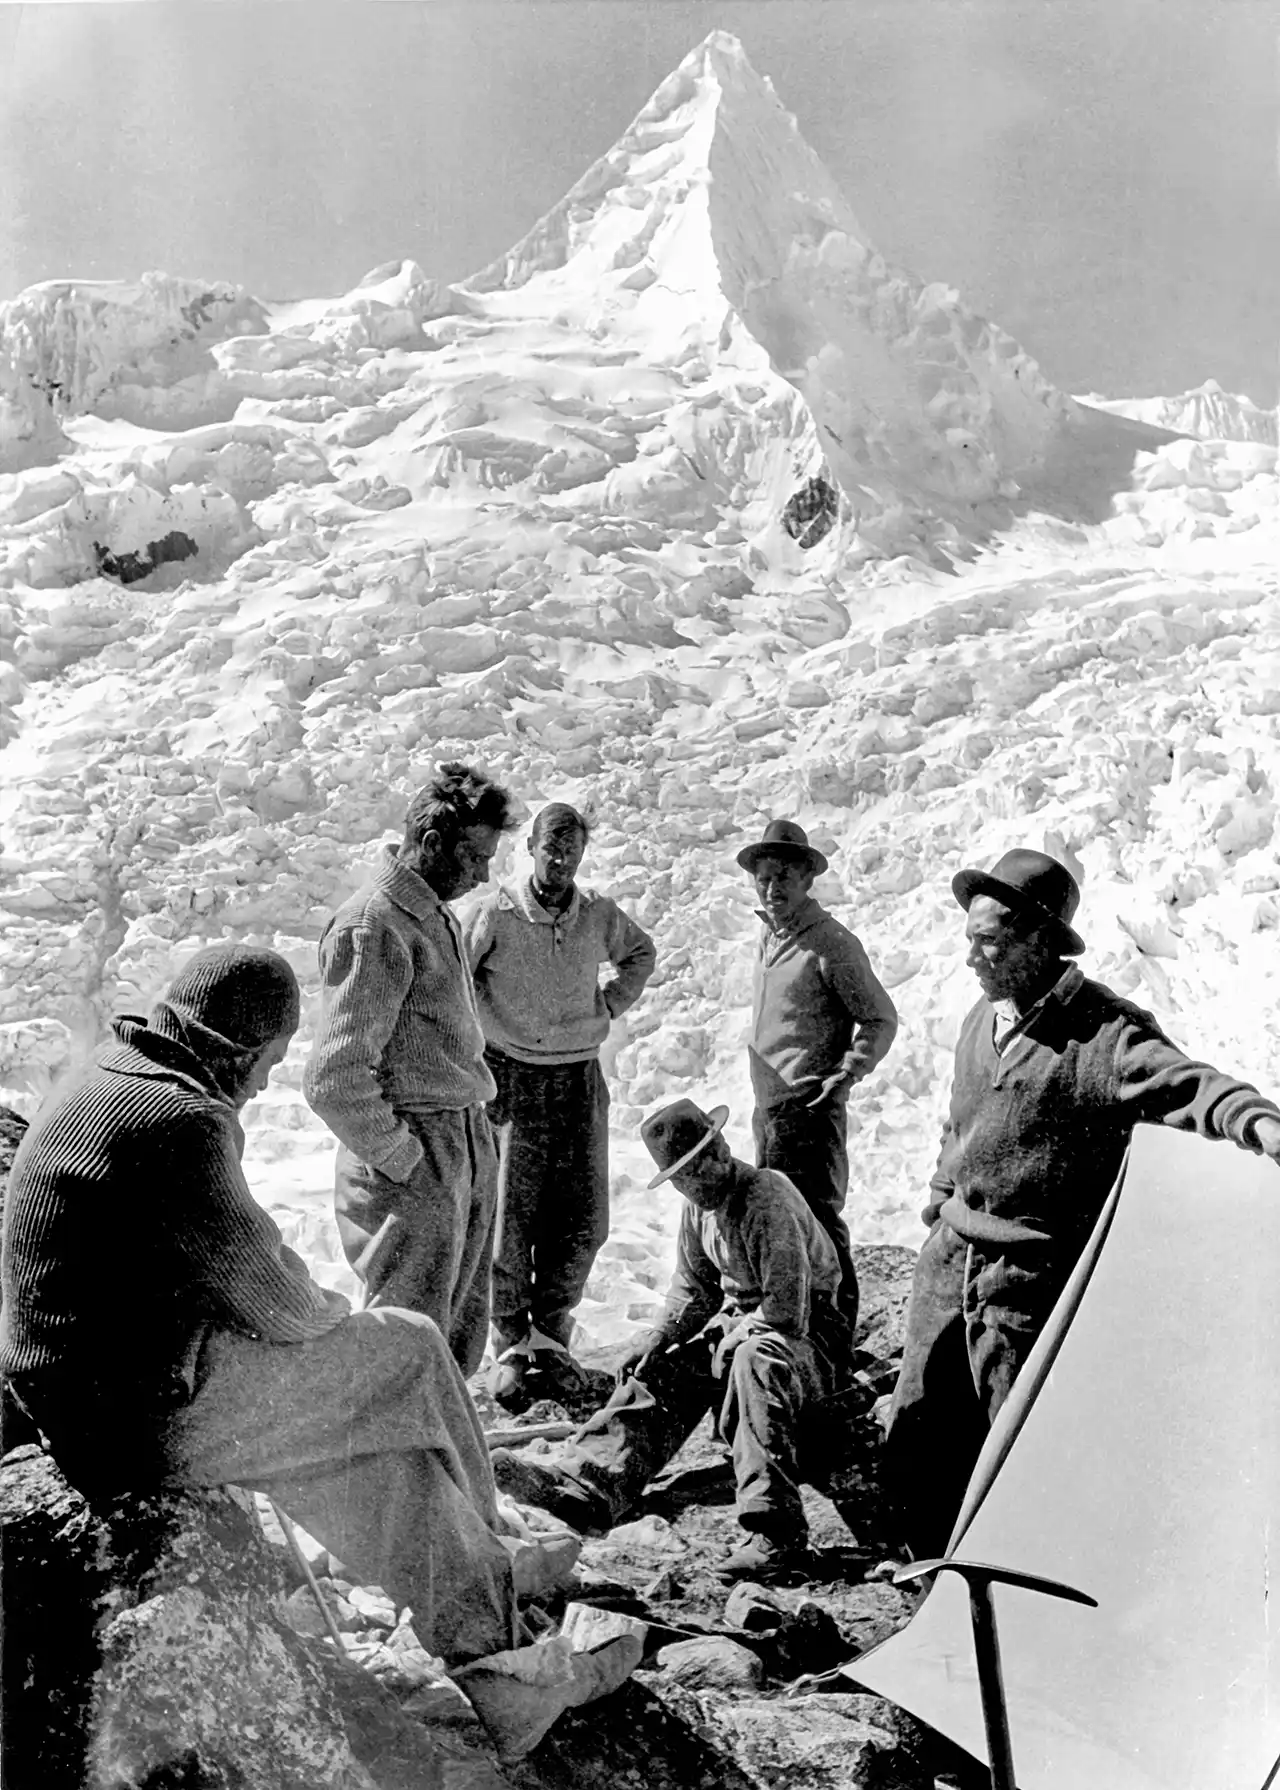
left=0, top=33, right=1276, bottom=1343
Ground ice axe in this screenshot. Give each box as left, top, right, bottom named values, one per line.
left=893, top=1557, right=1096, bottom=1790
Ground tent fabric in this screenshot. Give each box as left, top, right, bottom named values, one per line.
left=846, top=1125, right=1280, bottom=1790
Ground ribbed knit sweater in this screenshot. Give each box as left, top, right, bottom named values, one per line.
left=927, top=965, right=1280, bottom=1258
left=0, top=1015, right=345, bottom=1474
left=463, top=879, right=656, bottom=1066
left=305, top=846, right=495, bottom=1182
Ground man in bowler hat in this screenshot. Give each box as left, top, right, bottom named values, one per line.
left=489, top=1098, right=853, bottom=1578
left=885, top=848, right=1280, bottom=1561
left=739, top=819, right=898, bottom=1328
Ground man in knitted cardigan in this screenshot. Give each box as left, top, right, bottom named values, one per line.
left=0, top=946, right=638, bottom=1753
left=885, top=849, right=1280, bottom=1561
left=464, top=803, right=656, bottom=1409
left=305, top=763, right=519, bottom=1378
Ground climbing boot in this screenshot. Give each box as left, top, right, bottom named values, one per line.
left=489, top=1448, right=614, bottom=1538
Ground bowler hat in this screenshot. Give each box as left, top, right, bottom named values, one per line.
left=952, top=849, right=1085, bottom=956
left=736, top=818, right=828, bottom=877
left=641, top=1098, right=730, bottom=1190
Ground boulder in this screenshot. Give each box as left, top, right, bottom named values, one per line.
left=721, top=1583, right=846, bottom=1680
left=652, top=1634, right=764, bottom=1691
left=0, top=1445, right=499, bottom=1790
left=652, top=1689, right=935, bottom=1790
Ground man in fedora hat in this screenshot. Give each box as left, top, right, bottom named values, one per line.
left=738, top=818, right=898, bottom=1328
left=488, top=1098, right=853, bottom=1577
left=885, top=847, right=1280, bottom=1560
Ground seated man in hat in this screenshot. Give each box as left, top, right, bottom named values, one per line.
left=886, top=848, right=1280, bottom=1562
left=0, top=945, right=638, bottom=1759
left=738, top=818, right=898, bottom=1327
left=489, top=1099, right=854, bottom=1578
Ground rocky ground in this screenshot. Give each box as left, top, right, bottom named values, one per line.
left=257, top=1242, right=965, bottom=1789
left=2, top=1128, right=955, bottom=1790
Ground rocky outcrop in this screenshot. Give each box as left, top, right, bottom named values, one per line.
left=648, top=1686, right=937, bottom=1790
left=0, top=1446, right=485, bottom=1790
left=0, top=1243, right=937, bottom=1790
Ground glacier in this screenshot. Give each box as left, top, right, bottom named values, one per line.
left=0, top=31, right=1276, bottom=1350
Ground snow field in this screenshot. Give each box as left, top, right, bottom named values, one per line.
left=1, top=32, right=1276, bottom=1352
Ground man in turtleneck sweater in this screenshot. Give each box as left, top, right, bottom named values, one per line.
left=739, top=819, right=899, bottom=1330
left=885, top=849, right=1280, bottom=1562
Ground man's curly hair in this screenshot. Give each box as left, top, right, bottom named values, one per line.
left=402, top=762, right=519, bottom=854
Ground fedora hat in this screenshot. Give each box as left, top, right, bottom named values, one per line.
left=952, top=848, right=1085, bottom=956
left=736, top=818, right=828, bottom=877
left=641, top=1099, right=730, bottom=1190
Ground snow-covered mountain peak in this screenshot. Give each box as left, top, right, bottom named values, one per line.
left=465, top=30, right=1074, bottom=544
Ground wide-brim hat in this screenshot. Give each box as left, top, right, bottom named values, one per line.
left=736, top=818, right=828, bottom=877
left=952, top=848, right=1086, bottom=956
left=641, top=1099, right=730, bottom=1190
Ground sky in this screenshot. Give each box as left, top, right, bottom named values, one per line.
left=0, top=0, right=1276, bottom=403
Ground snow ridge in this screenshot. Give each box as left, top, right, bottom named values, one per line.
left=1083, top=381, right=1277, bottom=447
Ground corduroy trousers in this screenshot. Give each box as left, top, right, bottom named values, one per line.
left=333, top=1104, right=498, bottom=1380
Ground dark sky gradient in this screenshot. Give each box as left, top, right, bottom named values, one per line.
left=1, top=0, right=1276, bottom=401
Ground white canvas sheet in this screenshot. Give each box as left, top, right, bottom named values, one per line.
left=846, top=1125, right=1280, bottom=1790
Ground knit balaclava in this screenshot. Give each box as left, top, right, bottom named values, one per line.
left=149, top=946, right=301, bottom=1095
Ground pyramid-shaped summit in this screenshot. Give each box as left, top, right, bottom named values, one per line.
left=464, top=31, right=1076, bottom=530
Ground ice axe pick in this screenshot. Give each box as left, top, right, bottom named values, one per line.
left=893, top=1557, right=1097, bottom=1790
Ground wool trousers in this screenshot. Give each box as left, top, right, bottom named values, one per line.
left=486, top=1050, right=610, bottom=1353
left=333, top=1104, right=498, bottom=1380
left=752, top=1093, right=859, bottom=1331
left=884, top=1219, right=1068, bottom=1561
left=159, top=1308, right=518, bottom=1665
left=553, top=1313, right=841, bottom=1535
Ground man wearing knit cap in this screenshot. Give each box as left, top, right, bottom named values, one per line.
left=0, top=945, right=639, bottom=1752
left=490, top=1097, right=854, bottom=1578
left=738, top=819, right=899, bottom=1329
left=464, top=801, right=656, bottom=1410
left=0, top=944, right=323, bottom=1489
left=305, top=763, right=518, bottom=1378
left=885, top=848, right=1280, bottom=1561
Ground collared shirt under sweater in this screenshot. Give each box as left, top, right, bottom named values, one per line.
left=928, top=963, right=1280, bottom=1259
left=748, top=897, right=898, bottom=1109
left=463, top=877, right=656, bottom=1066
left=305, top=846, right=495, bottom=1182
